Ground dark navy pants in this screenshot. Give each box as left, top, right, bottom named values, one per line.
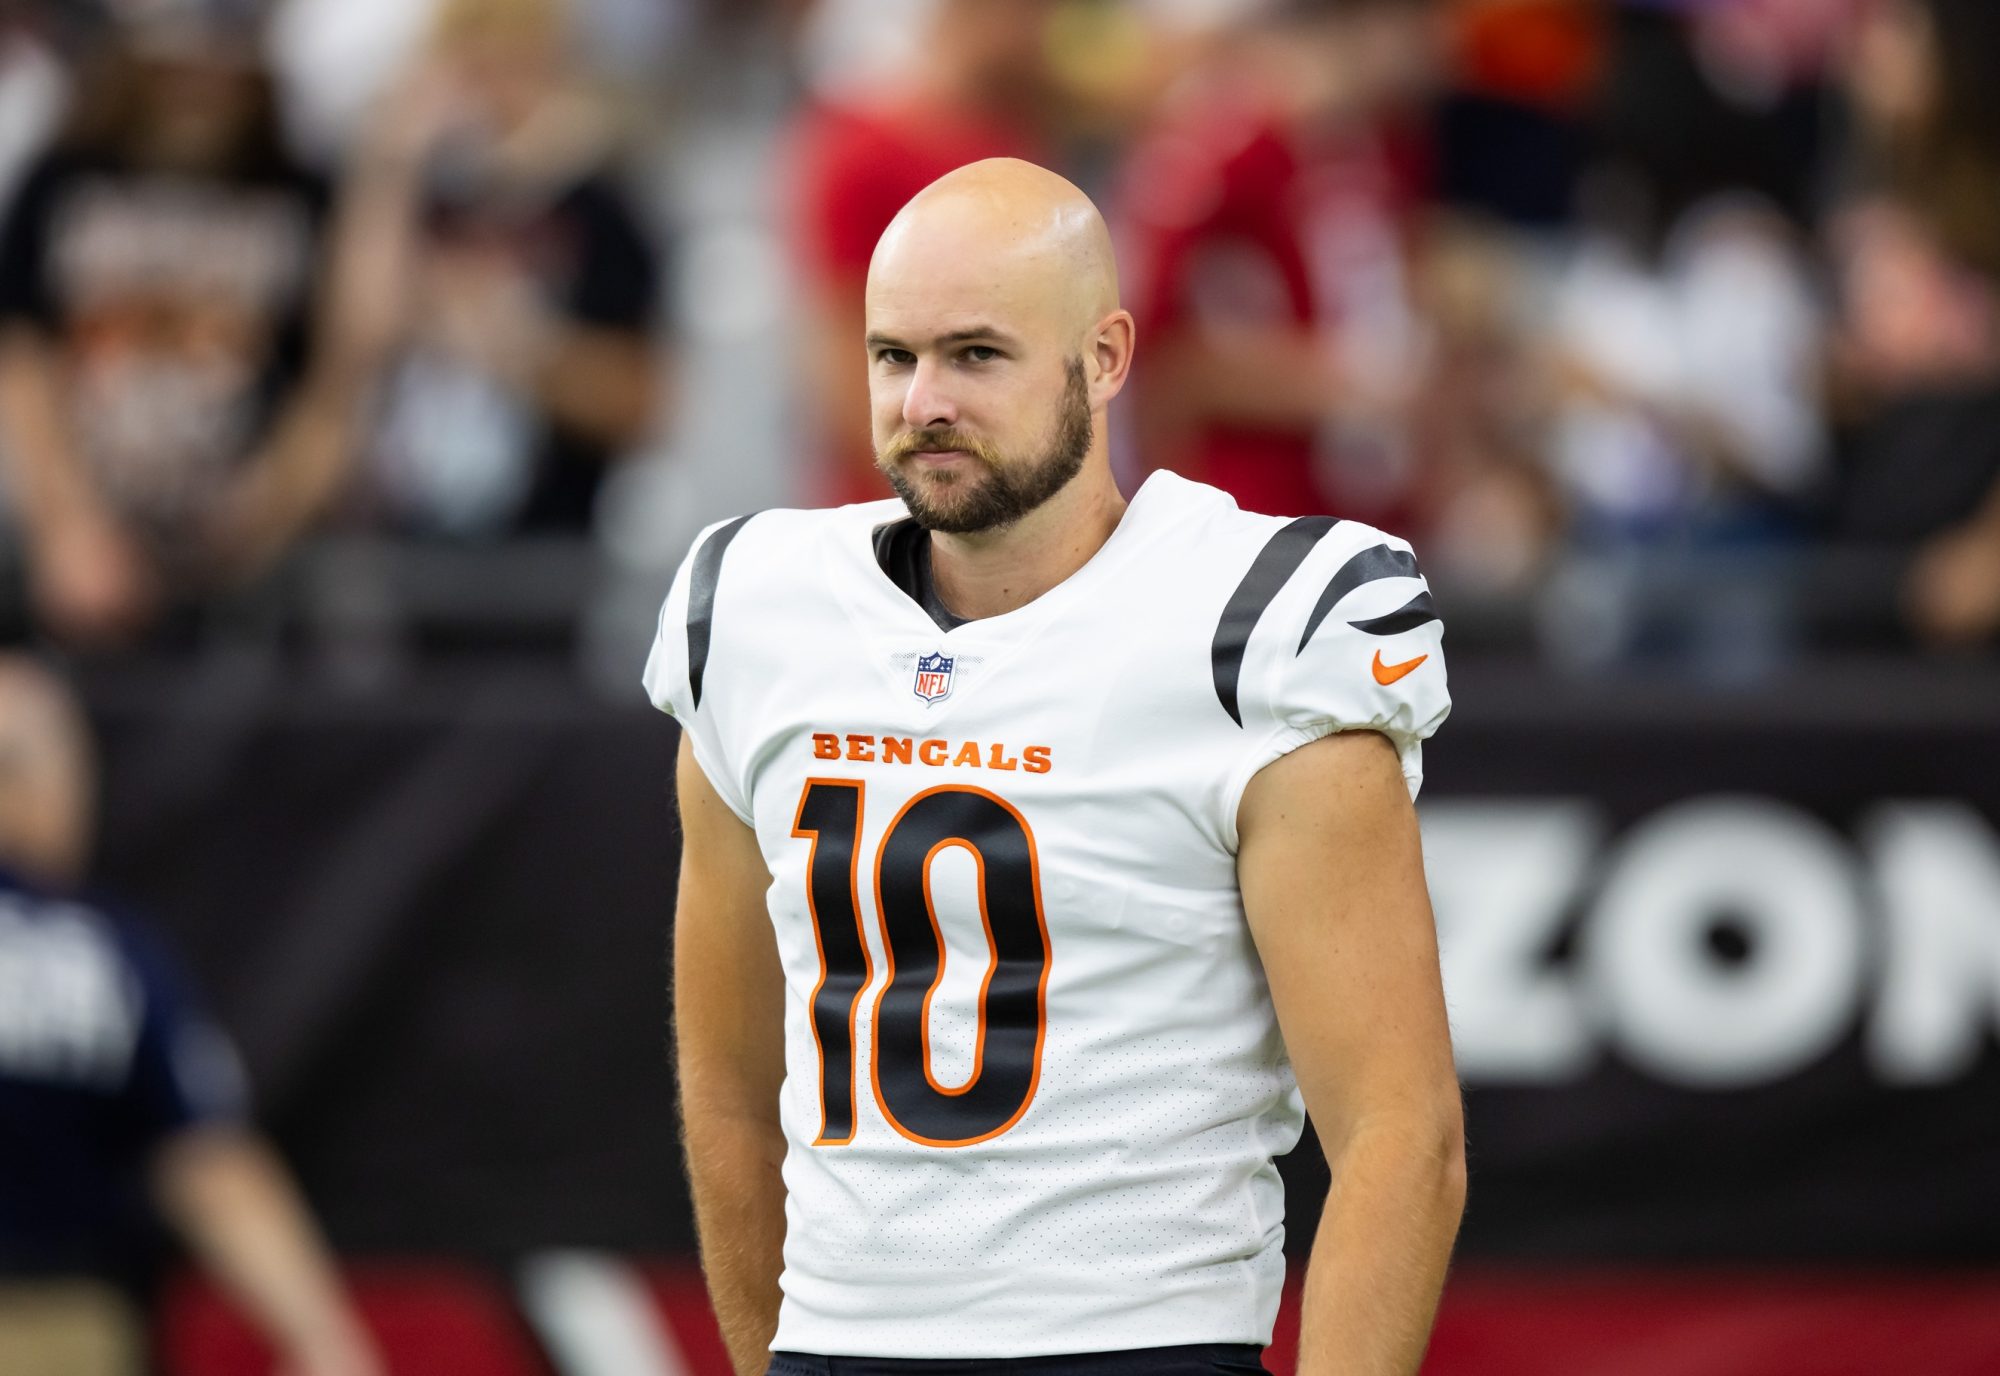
left=767, top=1346, right=1268, bottom=1375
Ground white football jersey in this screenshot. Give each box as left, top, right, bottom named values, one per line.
left=644, top=471, right=1449, bottom=1358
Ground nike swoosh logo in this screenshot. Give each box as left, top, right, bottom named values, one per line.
left=1372, top=650, right=1428, bottom=685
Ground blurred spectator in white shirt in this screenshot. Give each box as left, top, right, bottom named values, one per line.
left=1550, top=194, right=1826, bottom=541
left=335, top=0, right=667, bottom=538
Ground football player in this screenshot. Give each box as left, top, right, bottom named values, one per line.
left=650, top=159, right=1463, bottom=1375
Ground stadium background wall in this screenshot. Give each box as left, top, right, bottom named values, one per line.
left=80, top=663, right=2000, bottom=1365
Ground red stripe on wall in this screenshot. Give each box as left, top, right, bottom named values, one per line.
left=629, top=1263, right=2000, bottom=1375
left=162, top=1261, right=2000, bottom=1374
left=1348, top=1270, right=2000, bottom=1376
left=161, top=1264, right=552, bottom=1376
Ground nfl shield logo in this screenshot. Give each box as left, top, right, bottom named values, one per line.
left=913, top=651, right=955, bottom=705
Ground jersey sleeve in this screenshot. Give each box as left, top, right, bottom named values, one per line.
left=642, top=514, right=757, bottom=824
left=1227, top=527, right=1451, bottom=820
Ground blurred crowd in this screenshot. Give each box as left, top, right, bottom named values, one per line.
left=0, top=0, right=1992, bottom=677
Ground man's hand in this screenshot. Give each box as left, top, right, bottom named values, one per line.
left=1239, top=729, right=1465, bottom=1376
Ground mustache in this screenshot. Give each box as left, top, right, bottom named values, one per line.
left=880, top=429, right=997, bottom=463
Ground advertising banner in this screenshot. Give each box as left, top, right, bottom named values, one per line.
left=87, top=669, right=2000, bottom=1264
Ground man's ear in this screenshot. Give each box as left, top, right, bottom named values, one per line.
left=1089, top=310, right=1137, bottom=404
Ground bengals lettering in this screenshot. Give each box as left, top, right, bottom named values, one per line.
left=812, top=733, right=1053, bottom=774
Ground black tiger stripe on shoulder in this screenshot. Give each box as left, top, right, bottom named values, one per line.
left=1350, top=590, right=1438, bottom=637
left=1211, top=515, right=1341, bottom=726
left=1297, top=543, right=1420, bottom=652
left=686, top=513, right=758, bottom=709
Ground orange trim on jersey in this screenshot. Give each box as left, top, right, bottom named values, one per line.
left=868, top=784, right=1052, bottom=1150
left=791, top=776, right=870, bottom=1147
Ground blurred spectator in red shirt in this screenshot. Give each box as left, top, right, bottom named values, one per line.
left=1824, top=0, right=2000, bottom=648
left=0, top=1, right=377, bottom=649
left=1117, top=0, right=1442, bottom=530
left=786, top=0, right=1062, bottom=507
left=339, top=0, right=666, bottom=538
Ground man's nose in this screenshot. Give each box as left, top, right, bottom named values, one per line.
left=902, top=357, right=959, bottom=430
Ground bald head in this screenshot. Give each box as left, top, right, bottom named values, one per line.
left=0, top=657, right=94, bottom=888
left=863, top=158, right=1136, bottom=536
left=869, top=158, right=1120, bottom=340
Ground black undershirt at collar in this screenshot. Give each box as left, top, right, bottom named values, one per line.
left=873, top=518, right=969, bottom=633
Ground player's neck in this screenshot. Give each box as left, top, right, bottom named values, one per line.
left=926, top=460, right=1127, bottom=622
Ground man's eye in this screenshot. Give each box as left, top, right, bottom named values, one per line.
left=962, top=346, right=999, bottom=363
left=876, top=348, right=914, bottom=366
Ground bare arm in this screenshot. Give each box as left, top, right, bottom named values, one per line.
left=0, top=325, right=104, bottom=534
left=1134, top=325, right=1395, bottom=479
left=0, top=325, right=158, bottom=641
left=528, top=323, right=663, bottom=449
left=673, top=733, right=789, bottom=1374
left=1239, top=730, right=1465, bottom=1376
left=204, top=367, right=370, bottom=586
left=1148, top=327, right=1349, bottom=428
left=422, top=251, right=663, bottom=451
left=402, top=252, right=664, bottom=461
left=151, top=1126, right=380, bottom=1376
left=200, top=137, right=425, bottom=585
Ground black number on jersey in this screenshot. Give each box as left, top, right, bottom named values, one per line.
left=793, top=780, right=1051, bottom=1148
left=790, top=778, right=871, bottom=1144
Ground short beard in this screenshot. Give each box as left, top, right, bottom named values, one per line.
left=876, top=357, right=1093, bottom=535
